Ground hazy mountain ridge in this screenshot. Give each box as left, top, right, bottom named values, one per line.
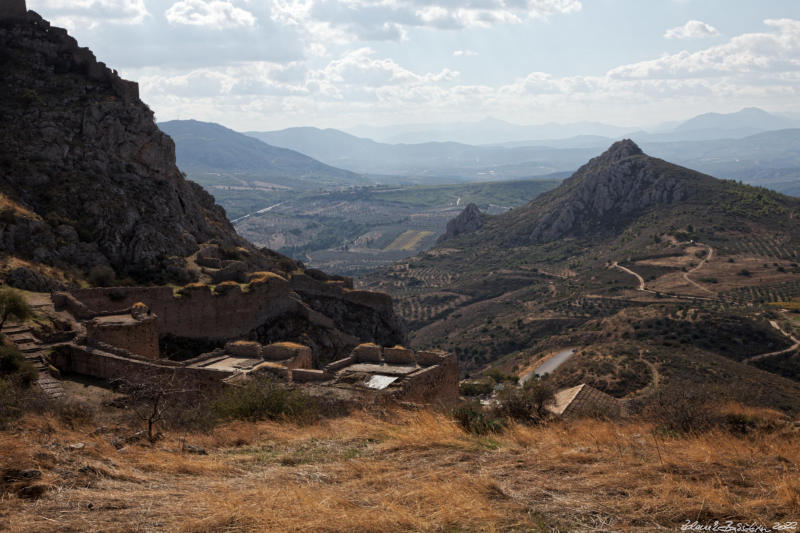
left=243, top=116, right=800, bottom=193
left=160, top=120, right=368, bottom=186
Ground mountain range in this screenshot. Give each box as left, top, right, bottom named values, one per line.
left=346, top=108, right=800, bottom=145
left=243, top=122, right=800, bottom=193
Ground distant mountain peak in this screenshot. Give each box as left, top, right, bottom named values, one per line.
left=598, top=139, right=643, bottom=162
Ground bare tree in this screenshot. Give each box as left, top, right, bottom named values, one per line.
left=112, top=371, right=197, bottom=441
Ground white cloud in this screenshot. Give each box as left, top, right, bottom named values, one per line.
left=165, top=0, right=257, bottom=28
left=665, top=20, right=720, bottom=39
left=615, top=18, right=800, bottom=79
left=454, top=49, right=478, bottom=57
left=31, top=0, right=148, bottom=28
left=273, top=0, right=582, bottom=42
left=137, top=17, right=800, bottom=129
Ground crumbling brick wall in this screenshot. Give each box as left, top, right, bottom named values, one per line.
left=86, top=317, right=159, bottom=360
left=397, top=353, right=459, bottom=405
left=69, top=280, right=299, bottom=340
left=51, top=344, right=231, bottom=390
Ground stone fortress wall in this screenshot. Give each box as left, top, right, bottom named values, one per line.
left=64, top=272, right=395, bottom=345
left=48, top=279, right=457, bottom=406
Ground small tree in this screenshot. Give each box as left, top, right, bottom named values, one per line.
left=113, top=371, right=196, bottom=441
left=0, top=288, right=33, bottom=330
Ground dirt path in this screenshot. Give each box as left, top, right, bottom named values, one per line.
left=743, top=320, right=800, bottom=363
left=610, top=260, right=716, bottom=302
left=683, top=244, right=715, bottom=294
left=611, top=261, right=645, bottom=291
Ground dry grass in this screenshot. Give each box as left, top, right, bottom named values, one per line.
left=1, top=405, right=798, bottom=532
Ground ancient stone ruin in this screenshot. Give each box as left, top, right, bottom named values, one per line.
left=43, top=281, right=458, bottom=406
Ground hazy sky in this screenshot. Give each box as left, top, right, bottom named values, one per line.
left=27, top=0, right=800, bottom=132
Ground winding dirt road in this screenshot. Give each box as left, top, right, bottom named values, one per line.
left=683, top=244, right=715, bottom=294
left=743, top=320, right=800, bottom=364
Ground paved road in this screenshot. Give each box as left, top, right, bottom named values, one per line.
left=520, top=348, right=576, bottom=383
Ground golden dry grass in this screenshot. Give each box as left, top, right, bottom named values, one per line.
left=1, top=407, right=798, bottom=532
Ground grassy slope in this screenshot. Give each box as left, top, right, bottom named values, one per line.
left=1, top=407, right=798, bottom=532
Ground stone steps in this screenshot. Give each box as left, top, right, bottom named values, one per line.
left=2, top=322, right=67, bottom=400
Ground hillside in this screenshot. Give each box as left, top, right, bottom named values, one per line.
left=0, top=14, right=252, bottom=286
left=363, top=140, right=800, bottom=411
left=159, top=120, right=369, bottom=189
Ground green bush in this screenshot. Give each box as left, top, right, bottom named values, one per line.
left=452, top=403, right=504, bottom=435
left=0, top=346, right=37, bottom=386
left=0, top=347, right=41, bottom=428
left=88, top=264, right=117, bottom=287
left=459, top=379, right=494, bottom=396
left=483, top=368, right=518, bottom=384
left=492, top=379, right=555, bottom=424
left=212, top=377, right=319, bottom=423
left=0, top=288, right=33, bottom=330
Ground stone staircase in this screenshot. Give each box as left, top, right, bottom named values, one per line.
left=2, top=322, right=67, bottom=400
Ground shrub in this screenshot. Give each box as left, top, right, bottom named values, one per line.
left=492, top=379, right=554, bottom=424
left=88, top=264, right=116, bottom=287
left=643, top=386, right=722, bottom=434
left=452, top=403, right=504, bottom=435
left=0, top=288, right=33, bottom=330
left=737, top=269, right=752, bottom=277
left=54, top=401, right=96, bottom=429
left=212, top=377, right=319, bottom=423
left=459, top=379, right=494, bottom=396
left=484, top=368, right=518, bottom=384
left=0, top=346, right=37, bottom=386
left=0, top=347, right=41, bottom=428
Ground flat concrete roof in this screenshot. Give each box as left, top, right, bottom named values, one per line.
left=92, top=314, right=138, bottom=326
left=340, top=363, right=419, bottom=376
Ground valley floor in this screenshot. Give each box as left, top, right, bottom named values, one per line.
left=1, top=407, right=798, bottom=532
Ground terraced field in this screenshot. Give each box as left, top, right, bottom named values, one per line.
left=385, top=230, right=434, bottom=251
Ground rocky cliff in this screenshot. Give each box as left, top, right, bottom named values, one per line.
left=0, top=10, right=251, bottom=284
left=437, top=203, right=484, bottom=244
left=0, top=9, right=406, bottom=351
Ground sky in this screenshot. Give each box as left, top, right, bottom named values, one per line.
left=26, top=0, right=800, bottom=132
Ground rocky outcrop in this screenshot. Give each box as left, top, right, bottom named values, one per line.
left=0, top=11, right=254, bottom=283
left=437, top=203, right=484, bottom=244
left=504, top=140, right=696, bottom=245
left=0, top=11, right=406, bottom=352
left=0, top=0, right=26, bottom=19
